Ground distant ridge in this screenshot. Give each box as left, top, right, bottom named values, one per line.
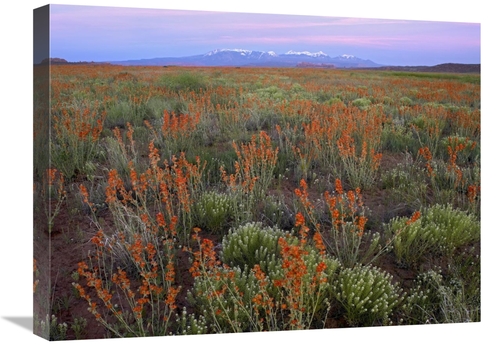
left=37, top=58, right=111, bottom=65
left=105, top=48, right=382, bottom=68
left=296, top=62, right=336, bottom=69
left=44, top=55, right=480, bottom=74
left=370, top=63, right=480, bottom=74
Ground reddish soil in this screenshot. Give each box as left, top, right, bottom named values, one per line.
left=34, top=193, right=109, bottom=339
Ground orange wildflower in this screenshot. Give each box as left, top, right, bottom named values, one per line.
left=335, top=178, right=343, bottom=195
left=295, top=212, right=306, bottom=227
left=316, top=261, right=327, bottom=274
left=79, top=184, right=92, bottom=207
left=467, top=184, right=480, bottom=203
left=313, top=231, right=326, bottom=255
left=406, top=210, right=421, bottom=225
left=47, top=168, right=58, bottom=186
left=418, top=146, right=434, bottom=177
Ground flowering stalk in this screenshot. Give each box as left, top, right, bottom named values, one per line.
left=73, top=219, right=180, bottom=337
left=145, top=109, right=201, bottom=158
left=337, top=131, right=382, bottom=189
left=51, top=102, right=105, bottom=178
left=273, top=219, right=334, bottom=330
left=186, top=228, right=250, bottom=333
left=445, top=136, right=476, bottom=188
left=418, top=146, right=435, bottom=178
left=231, top=130, right=279, bottom=199
left=220, top=130, right=278, bottom=222
left=44, top=168, right=66, bottom=233
left=411, top=104, right=447, bottom=157
left=294, top=179, right=319, bottom=229
left=102, top=140, right=205, bottom=245
left=323, top=178, right=383, bottom=268
left=466, top=184, right=480, bottom=216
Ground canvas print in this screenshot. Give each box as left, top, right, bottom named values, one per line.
left=33, top=4, right=480, bottom=341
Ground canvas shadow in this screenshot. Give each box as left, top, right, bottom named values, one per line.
left=3, top=317, right=32, bottom=333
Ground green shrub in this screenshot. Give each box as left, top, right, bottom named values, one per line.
left=256, top=85, right=286, bottom=101
left=290, top=82, right=305, bottom=93
left=315, top=90, right=333, bottom=103
left=36, top=314, right=68, bottom=341
left=145, top=96, right=187, bottom=117
left=381, top=124, right=417, bottom=154
left=175, top=307, right=209, bottom=335
left=352, top=97, right=372, bottom=110
left=255, top=196, right=295, bottom=230
left=194, top=191, right=235, bottom=235
left=105, top=100, right=153, bottom=128
left=160, top=72, right=208, bottom=93
left=448, top=246, right=480, bottom=306
left=400, top=269, right=441, bottom=324
left=385, top=204, right=480, bottom=267
left=333, top=264, right=404, bottom=326
left=104, top=136, right=131, bottom=177
left=70, top=317, right=88, bottom=340
left=382, top=96, right=394, bottom=105
left=421, top=204, right=480, bottom=253
left=324, top=97, right=343, bottom=106
left=380, top=152, right=428, bottom=209
left=401, top=267, right=480, bottom=324
left=221, top=222, right=286, bottom=274
left=399, top=96, right=413, bottom=106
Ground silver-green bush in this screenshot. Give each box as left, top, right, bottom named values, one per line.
left=333, top=264, right=404, bottom=326
left=194, top=190, right=235, bottom=235
left=221, top=222, right=286, bottom=274
left=385, top=204, right=480, bottom=266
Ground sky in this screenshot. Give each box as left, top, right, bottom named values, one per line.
left=47, top=4, right=480, bottom=66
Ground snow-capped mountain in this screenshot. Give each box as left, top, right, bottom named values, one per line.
left=204, top=49, right=278, bottom=58
left=109, top=48, right=382, bottom=68
left=284, top=50, right=329, bottom=58
left=338, top=54, right=356, bottom=59
left=204, top=48, right=251, bottom=56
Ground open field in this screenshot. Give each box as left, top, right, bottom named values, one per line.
left=33, top=64, right=480, bottom=340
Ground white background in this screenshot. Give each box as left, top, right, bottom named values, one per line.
left=0, top=1, right=497, bottom=344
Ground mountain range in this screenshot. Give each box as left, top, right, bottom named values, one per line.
left=107, top=48, right=382, bottom=68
